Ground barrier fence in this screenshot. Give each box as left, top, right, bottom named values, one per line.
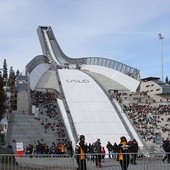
left=0, top=152, right=170, bottom=170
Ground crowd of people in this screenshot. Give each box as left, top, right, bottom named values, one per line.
left=75, top=135, right=139, bottom=170
left=31, top=90, right=69, bottom=146
left=123, top=103, right=170, bottom=142
left=24, top=87, right=169, bottom=170
left=109, top=89, right=170, bottom=145
left=30, top=87, right=169, bottom=148
left=106, top=139, right=139, bottom=165
left=24, top=139, right=73, bottom=156
left=22, top=135, right=139, bottom=169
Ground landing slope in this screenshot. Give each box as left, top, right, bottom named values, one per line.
left=58, top=69, right=130, bottom=147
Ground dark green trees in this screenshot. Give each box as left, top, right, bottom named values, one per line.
left=0, top=59, right=20, bottom=119
left=0, top=70, right=5, bottom=120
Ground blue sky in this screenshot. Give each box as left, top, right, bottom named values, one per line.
left=0, top=0, right=170, bottom=79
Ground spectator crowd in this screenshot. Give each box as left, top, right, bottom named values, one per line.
left=109, top=89, right=170, bottom=146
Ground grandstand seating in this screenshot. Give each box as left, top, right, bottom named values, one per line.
left=10, top=89, right=69, bottom=153
left=108, top=90, right=170, bottom=152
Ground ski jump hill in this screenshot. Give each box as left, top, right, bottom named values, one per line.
left=22, top=26, right=147, bottom=154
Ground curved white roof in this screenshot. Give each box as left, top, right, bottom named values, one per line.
left=82, top=65, right=140, bottom=92
left=29, top=63, right=50, bottom=90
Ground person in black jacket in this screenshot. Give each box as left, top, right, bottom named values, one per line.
left=117, top=136, right=130, bottom=170
left=75, top=135, right=87, bottom=170
left=162, top=138, right=170, bottom=163
left=129, top=139, right=138, bottom=165
left=112, top=142, right=118, bottom=158
left=106, top=141, right=113, bottom=159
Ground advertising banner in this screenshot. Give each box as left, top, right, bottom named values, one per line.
left=16, top=142, right=24, bottom=156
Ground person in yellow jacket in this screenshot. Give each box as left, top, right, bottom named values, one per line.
left=59, top=143, right=65, bottom=154
left=75, top=135, right=87, bottom=170
left=117, top=136, right=130, bottom=170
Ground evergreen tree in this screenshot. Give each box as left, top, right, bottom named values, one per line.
left=8, top=66, right=16, bottom=88
left=3, top=59, right=8, bottom=79
left=0, top=71, right=6, bottom=120
left=2, top=59, right=8, bottom=88
left=8, top=66, right=17, bottom=110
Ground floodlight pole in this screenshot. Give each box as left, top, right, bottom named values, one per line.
left=158, top=33, right=164, bottom=82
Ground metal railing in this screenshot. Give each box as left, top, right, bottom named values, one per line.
left=0, top=152, right=169, bottom=170
left=65, top=57, right=141, bottom=80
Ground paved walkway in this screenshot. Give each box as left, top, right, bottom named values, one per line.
left=1, top=156, right=170, bottom=170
